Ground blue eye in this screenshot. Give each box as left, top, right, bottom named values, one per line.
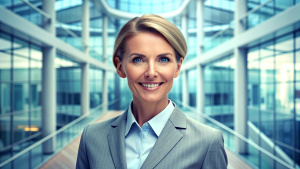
left=133, top=57, right=143, bottom=63
left=160, top=57, right=170, bottom=63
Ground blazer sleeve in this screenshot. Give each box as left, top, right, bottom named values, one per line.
left=201, top=130, right=228, bottom=169
left=76, top=125, right=90, bottom=169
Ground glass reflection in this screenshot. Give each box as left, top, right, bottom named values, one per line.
left=0, top=83, right=11, bottom=114
left=276, top=53, right=294, bottom=82
left=260, top=56, right=274, bottom=83
left=260, top=84, right=274, bottom=111
left=204, top=55, right=234, bottom=128
left=13, top=55, right=29, bottom=82
left=275, top=83, right=294, bottom=114
left=13, top=38, right=29, bottom=58
left=0, top=52, right=11, bottom=82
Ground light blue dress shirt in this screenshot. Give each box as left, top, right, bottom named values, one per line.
left=125, top=100, right=175, bottom=169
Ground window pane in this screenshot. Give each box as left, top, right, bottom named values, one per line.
left=296, top=51, right=300, bottom=81
left=13, top=38, right=29, bottom=58
left=0, top=113, right=11, bottom=162
left=260, top=84, right=274, bottom=111
left=13, top=83, right=29, bottom=111
left=275, top=83, right=294, bottom=114
left=31, top=60, right=42, bottom=82
left=261, top=110, right=274, bottom=139
left=261, top=56, right=274, bottom=83
left=0, top=83, right=11, bottom=114
left=30, top=83, right=41, bottom=109
left=276, top=52, right=294, bottom=82
left=13, top=55, right=29, bottom=82
left=296, top=83, right=300, bottom=116
left=248, top=60, right=259, bottom=84
left=0, top=52, right=11, bottom=81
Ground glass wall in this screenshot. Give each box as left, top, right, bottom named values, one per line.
left=56, top=54, right=81, bottom=128
left=89, top=67, right=103, bottom=109
left=203, top=0, right=234, bottom=52
left=247, top=29, right=300, bottom=168
left=169, top=73, right=183, bottom=103
left=106, top=0, right=184, bottom=13
left=1, top=0, right=43, bottom=27
left=204, top=55, right=234, bottom=129
left=89, top=6, right=104, bottom=61
left=186, top=0, right=197, bottom=61
left=0, top=31, right=42, bottom=163
left=187, top=68, right=197, bottom=107
left=246, top=0, right=300, bottom=29
left=55, top=0, right=83, bottom=51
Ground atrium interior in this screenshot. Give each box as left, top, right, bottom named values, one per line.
left=0, top=0, right=300, bottom=168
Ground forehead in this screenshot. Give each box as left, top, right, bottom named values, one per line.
left=125, top=32, right=174, bottom=53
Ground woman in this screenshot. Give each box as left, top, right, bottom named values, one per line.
left=76, top=14, right=227, bottom=169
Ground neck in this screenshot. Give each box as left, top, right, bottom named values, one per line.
left=131, top=97, right=169, bottom=127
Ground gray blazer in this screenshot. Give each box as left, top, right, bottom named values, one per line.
left=76, top=106, right=228, bottom=169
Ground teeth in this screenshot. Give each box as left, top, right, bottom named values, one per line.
left=142, top=83, right=160, bottom=88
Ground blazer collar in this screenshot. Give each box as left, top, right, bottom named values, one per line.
left=107, top=110, right=128, bottom=169
left=108, top=105, right=187, bottom=169
left=141, top=105, right=187, bottom=169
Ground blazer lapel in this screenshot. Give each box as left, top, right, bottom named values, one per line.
left=141, top=106, right=187, bottom=169
left=107, top=110, right=128, bottom=169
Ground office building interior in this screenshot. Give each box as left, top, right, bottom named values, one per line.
left=0, top=0, right=300, bottom=168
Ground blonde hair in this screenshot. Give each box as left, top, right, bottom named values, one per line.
left=112, top=14, right=187, bottom=67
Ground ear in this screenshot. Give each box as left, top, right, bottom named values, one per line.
left=115, top=57, right=127, bottom=78
left=174, top=57, right=183, bottom=78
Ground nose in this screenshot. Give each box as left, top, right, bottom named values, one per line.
left=144, top=61, right=157, bottom=78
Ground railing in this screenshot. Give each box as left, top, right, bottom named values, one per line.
left=174, top=99, right=297, bottom=169
left=0, top=99, right=119, bottom=169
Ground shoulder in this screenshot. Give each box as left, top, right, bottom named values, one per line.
left=175, top=112, right=223, bottom=144
left=82, top=113, right=124, bottom=138
left=186, top=117, right=219, bottom=134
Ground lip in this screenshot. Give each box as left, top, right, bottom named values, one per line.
left=138, top=82, right=164, bottom=90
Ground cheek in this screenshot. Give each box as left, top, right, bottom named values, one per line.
left=159, top=67, right=177, bottom=80
left=124, top=65, right=143, bottom=82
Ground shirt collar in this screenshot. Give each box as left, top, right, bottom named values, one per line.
left=125, top=100, right=174, bottom=137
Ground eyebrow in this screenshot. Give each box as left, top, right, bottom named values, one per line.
left=157, top=53, right=173, bottom=57
left=128, top=53, right=145, bottom=58
left=128, top=52, right=173, bottom=58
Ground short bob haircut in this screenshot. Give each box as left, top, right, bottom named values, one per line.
left=112, top=14, right=187, bottom=68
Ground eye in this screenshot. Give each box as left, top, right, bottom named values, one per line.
left=159, top=57, right=170, bottom=63
left=132, top=57, right=143, bottom=63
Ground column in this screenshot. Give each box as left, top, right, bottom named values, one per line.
left=182, top=70, right=189, bottom=106
left=42, top=0, right=56, bottom=154
left=196, top=0, right=205, bottom=123
left=196, top=0, right=204, bottom=54
left=234, top=0, right=248, bottom=154
left=197, top=64, right=205, bottom=123
left=181, top=11, right=188, bottom=40
left=102, top=15, right=108, bottom=112
left=81, top=0, right=90, bottom=115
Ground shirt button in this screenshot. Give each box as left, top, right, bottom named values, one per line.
left=137, top=154, right=140, bottom=158
left=145, top=123, right=148, bottom=126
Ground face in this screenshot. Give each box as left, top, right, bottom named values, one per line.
left=115, top=32, right=183, bottom=104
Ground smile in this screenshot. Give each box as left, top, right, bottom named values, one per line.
left=139, top=82, right=164, bottom=88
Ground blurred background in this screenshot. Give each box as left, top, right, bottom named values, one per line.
left=0, top=0, right=299, bottom=168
